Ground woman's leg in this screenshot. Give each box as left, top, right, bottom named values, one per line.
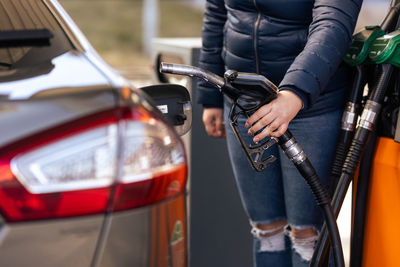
left=280, top=109, right=342, bottom=266
left=224, top=101, right=291, bottom=267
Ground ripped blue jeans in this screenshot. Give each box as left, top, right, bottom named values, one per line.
left=224, top=100, right=342, bottom=267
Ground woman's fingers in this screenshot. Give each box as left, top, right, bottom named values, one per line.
left=245, top=105, right=272, bottom=128
left=247, top=112, right=275, bottom=135
left=245, top=90, right=303, bottom=141
left=253, top=120, right=281, bottom=142
left=270, top=123, right=288, bottom=138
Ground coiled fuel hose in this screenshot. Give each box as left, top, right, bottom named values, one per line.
left=160, top=62, right=345, bottom=267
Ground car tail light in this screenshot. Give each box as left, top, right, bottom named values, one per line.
left=0, top=106, right=187, bottom=222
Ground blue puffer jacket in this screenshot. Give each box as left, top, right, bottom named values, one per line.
left=197, top=0, right=363, bottom=117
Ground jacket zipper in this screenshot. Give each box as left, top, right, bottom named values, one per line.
left=253, top=0, right=261, bottom=74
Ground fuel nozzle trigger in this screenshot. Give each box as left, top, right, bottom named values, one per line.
left=228, top=100, right=278, bottom=171
left=248, top=138, right=278, bottom=171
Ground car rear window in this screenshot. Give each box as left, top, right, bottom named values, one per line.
left=0, top=0, right=73, bottom=71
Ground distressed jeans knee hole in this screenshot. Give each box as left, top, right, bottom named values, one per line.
left=251, top=223, right=286, bottom=252
left=288, top=230, right=319, bottom=262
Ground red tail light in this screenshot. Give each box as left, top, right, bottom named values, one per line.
left=0, top=106, right=187, bottom=222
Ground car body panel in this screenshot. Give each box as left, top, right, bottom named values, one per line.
left=96, top=194, right=187, bottom=267
left=0, top=1, right=188, bottom=266
left=0, top=51, right=110, bottom=100
left=0, top=215, right=103, bottom=267
left=0, top=91, right=115, bottom=147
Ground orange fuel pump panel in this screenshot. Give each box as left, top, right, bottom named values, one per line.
left=363, top=137, right=400, bottom=267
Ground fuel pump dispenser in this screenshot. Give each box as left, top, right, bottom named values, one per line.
left=353, top=29, right=400, bottom=267
left=312, top=4, right=400, bottom=265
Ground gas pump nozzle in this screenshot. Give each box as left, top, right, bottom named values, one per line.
left=160, top=62, right=279, bottom=171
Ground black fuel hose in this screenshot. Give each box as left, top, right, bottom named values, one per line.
left=329, top=65, right=366, bottom=196
left=381, top=1, right=400, bottom=32
left=278, top=132, right=344, bottom=267
left=350, top=129, right=377, bottom=267
left=310, top=63, right=393, bottom=267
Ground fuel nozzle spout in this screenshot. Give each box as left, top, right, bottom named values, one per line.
left=159, top=62, right=225, bottom=89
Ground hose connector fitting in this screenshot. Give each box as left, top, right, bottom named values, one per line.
left=281, top=137, right=307, bottom=165
left=342, top=102, right=358, bottom=131
left=359, top=100, right=381, bottom=131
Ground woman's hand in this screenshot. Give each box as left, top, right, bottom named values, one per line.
left=202, top=108, right=226, bottom=138
left=245, top=90, right=303, bottom=142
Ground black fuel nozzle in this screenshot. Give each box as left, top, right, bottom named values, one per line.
left=159, top=62, right=281, bottom=171
left=223, top=69, right=278, bottom=111
left=159, top=62, right=311, bottom=172
left=221, top=69, right=281, bottom=171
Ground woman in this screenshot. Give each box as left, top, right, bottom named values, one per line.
left=197, top=0, right=362, bottom=266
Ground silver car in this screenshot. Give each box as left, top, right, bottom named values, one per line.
left=0, top=0, right=189, bottom=266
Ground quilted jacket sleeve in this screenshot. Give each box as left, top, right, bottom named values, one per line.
left=279, top=0, right=363, bottom=109
left=196, top=0, right=226, bottom=108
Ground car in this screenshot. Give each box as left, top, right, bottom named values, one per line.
left=0, top=0, right=190, bottom=266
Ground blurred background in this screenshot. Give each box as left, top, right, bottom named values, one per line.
left=59, top=0, right=204, bottom=86
left=58, top=0, right=391, bottom=87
